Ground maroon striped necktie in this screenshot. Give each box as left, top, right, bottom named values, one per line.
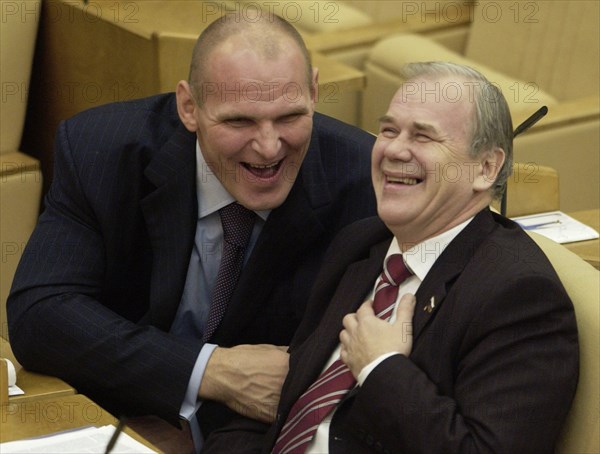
left=273, top=254, right=411, bottom=453
left=203, top=202, right=256, bottom=342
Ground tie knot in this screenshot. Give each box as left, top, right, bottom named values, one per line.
left=372, top=253, right=412, bottom=317
left=383, top=254, right=411, bottom=287
left=219, top=202, right=256, bottom=248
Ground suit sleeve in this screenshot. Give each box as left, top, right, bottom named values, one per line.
left=203, top=417, right=269, bottom=453
left=342, top=273, right=579, bottom=454
left=7, top=120, right=201, bottom=424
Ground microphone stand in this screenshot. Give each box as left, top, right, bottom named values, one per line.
left=501, top=106, right=549, bottom=216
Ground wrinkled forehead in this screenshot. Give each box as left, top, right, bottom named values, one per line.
left=385, top=77, right=476, bottom=141
left=203, top=80, right=312, bottom=107
left=199, top=37, right=312, bottom=104
left=396, top=76, right=479, bottom=109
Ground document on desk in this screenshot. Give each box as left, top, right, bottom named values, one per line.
left=0, top=425, right=156, bottom=453
left=512, top=211, right=600, bottom=244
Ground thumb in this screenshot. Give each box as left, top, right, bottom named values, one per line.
left=394, top=293, right=416, bottom=324
left=392, top=294, right=416, bottom=355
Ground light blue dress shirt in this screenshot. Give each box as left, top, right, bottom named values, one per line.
left=170, top=141, right=269, bottom=451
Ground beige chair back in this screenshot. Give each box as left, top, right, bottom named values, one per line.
left=465, top=0, right=600, bottom=101
left=493, top=162, right=559, bottom=217
left=0, top=1, right=43, bottom=340
left=0, top=358, right=8, bottom=406
left=232, top=1, right=373, bottom=33
left=527, top=232, right=600, bottom=454
left=0, top=1, right=40, bottom=154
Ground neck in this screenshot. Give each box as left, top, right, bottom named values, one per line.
left=392, top=200, right=490, bottom=251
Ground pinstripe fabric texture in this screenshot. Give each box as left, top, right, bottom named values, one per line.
left=7, top=93, right=378, bottom=430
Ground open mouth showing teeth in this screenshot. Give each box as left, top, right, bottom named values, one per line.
left=242, top=160, right=283, bottom=179
left=387, top=176, right=422, bottom=185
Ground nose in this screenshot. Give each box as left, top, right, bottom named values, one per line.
left=382, top=133, right=412, bottom=162
left=251, top=122, right=281, bottom=159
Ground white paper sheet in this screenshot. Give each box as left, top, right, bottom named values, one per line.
left=0, top=425, right=156, bottom=453
left=512, top=211, right=599, bottom=244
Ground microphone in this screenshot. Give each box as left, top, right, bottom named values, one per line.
left=513, top=106, right=549, bottom=138
left=104, top=417, right=127, bottom=454
left=501, top=106, right=549, bottom=216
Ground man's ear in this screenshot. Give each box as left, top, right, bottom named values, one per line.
left=176, top=80, right=199, bottom=132
left=310, top=67, right=319, bottom=105
left=474, top=147, right=506, bottom=192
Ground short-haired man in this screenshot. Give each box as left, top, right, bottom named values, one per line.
left=207, top=62, right=578, bottom=453
left=7, top=11, right=377, bottom=449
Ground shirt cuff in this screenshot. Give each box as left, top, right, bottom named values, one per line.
left=179, top=343, right=218, bottom=420
left=357, top=352, right=401, bottom=386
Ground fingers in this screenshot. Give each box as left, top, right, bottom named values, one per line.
left=342, top=312, right=357, bottom=330
left=356, top=300, right=375, bottom=318
left=339, top=301, right=375, bottom=363
left=339, top=294, right=418, bottom=374
left=392, top=294, right=415, bottom=350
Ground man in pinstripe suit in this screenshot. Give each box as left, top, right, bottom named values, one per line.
left=6, top=12, right=376, bottom=448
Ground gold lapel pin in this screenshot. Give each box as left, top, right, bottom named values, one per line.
left=424, top=296, right=435, bottom=313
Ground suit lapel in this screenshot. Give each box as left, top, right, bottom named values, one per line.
left=412, top=209, right=497, bottom=341
left=213, top=128, right=332, bottom=344
left=282, top=236, right=391, bottom=411
left=140, top=124, right=197, bottom=330
left=218, top=182, right=327, bottom=342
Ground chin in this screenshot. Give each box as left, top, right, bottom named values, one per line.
left=378, top=208, right=416, bottom=231
left=241, top=191, right=290, bottom=212
left=378, top=200, right=406, bottom=218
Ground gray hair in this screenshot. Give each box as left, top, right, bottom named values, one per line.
left=399, top=61, right=513, bottom=200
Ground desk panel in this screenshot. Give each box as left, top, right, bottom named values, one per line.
left=1, top=394, right=160, bottom=452
left=565, top=209, right=600, bottom=269
left=1, top=338, right=76, bottom=403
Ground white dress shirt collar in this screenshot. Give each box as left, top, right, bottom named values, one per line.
left=388, top=216, right=475, bottom=280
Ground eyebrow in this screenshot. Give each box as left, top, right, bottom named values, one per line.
left=219, top=106, right=310, bottom=122
left=378, top=115, right=394, bottom=124
left=279, top=106, right=310, bottom=117
left=413, top=121, right=439, bottom=135
left=377, top=116, right=440, bottom=135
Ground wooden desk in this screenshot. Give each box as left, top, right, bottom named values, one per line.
left=565, top=209, right=600, bottom=270
left=0, top=394, right=160, bottom=451
left=0, top=338, right=75, bottom=403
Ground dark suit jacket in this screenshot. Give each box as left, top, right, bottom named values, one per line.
left=206, top=209, right=579, bottom=453
left=7, top=93, right=377, bottom=433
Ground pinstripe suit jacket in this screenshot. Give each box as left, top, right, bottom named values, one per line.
left=6, top=93, right=377, bottom=431
left=204, top=210, right=579, bottom=453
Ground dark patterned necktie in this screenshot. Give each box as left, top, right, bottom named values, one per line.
left=202, top=202, right=256, bottom=342
left=273, top=254, right=411, bottom=453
